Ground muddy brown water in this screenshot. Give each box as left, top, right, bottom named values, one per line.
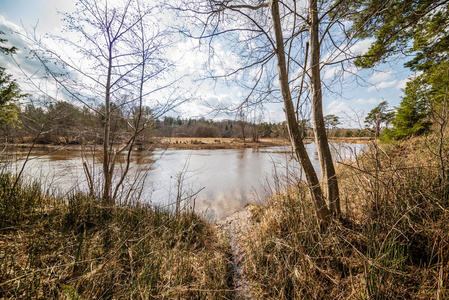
left=5, top=142, right=366, bottom=221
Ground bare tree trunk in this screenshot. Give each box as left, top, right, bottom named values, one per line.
left=252, top=122, right=259, bottom=142
left=239, top=109, right=246, bottom=142
left=103, top=47, right=113, bottom=205
left=308, top=0, right=341, bottom=217
left=25, top=1, right=183, bottom=207
left=271, top=0, right=330, bottom=224
left=111, top=13, right=148, bottom=202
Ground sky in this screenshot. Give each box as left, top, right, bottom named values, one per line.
left=0, top=0, right=414, bottom=127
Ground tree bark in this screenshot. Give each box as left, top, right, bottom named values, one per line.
left=103, top=45, right=113, bottom=205
left=271, top=0, right=330, bottom=224
left=308, top=0, right=341, bottom=216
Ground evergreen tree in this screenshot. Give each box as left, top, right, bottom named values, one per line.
left=349, top=0, right=448, bottom=69
left=385, top=78, right=432, bottom=140
left=350, top=0, right=449, bottom=139
left=365, top=100, right=395, bottom=138
left=324, top=114, right=340, bottom=135
left=0, top=31, right=25, bottom=126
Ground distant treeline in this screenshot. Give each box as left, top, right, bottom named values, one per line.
left=156, top=115, right=289, bottom=140
left=0, top=101, right=370, bottom=145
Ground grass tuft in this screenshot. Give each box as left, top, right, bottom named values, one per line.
left=0, top=174, right=232, bottom=299
left=243, top=135, right=448, bottom=299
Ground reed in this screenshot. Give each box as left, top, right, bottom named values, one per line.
left=242, top=135, right=448, bottom=299
left=0, top=174, right=232, bottom=299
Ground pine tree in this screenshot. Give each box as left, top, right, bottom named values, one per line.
left=350, top=0, right=449, bottom=139
left=385, top=78, right=431, bottom=140
left=0, top=31, right=25, bottom=126
left=365, top=101, right=395, bottom=138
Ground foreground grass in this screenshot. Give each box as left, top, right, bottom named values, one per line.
left=243, top=135, right=448, bottom=299
left=0, top=174, right=232, bottom=299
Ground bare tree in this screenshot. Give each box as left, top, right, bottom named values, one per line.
left=251, top=110, right=261, bottom=142
left=270, top=0, right=330, bottom=222
left=175, top=0, right=362, bottom=221
left=237, top=107, right=247, bottom=142
left=25, top=0, right=186, bottom=205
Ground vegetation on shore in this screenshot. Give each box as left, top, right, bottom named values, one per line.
left=4, top=136, right=371, bottom=154
left=157, top=137, right=370, bottom=150
left=2, top=133, right=447, bottom=299
left=241, top=134, right=448, bottom=299
left=1, top=100, right=373, bottom=149
left=0, top=174, right=232, bottom=299
left=0, top=0, right=447, bottom=296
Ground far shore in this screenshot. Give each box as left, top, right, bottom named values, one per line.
left=5, top=136, right=372, bottom=151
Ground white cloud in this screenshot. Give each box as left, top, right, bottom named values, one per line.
left=168, top=39, right=208, bottom=77
left=170, top=40, right=243, bottom=82
left=0, top=18, right=57, bottom=94
left=354, top=98, right=381, bottom=105
left=177, top=100, right=210, bottom=118
left=205, top=94, right=236, bottom=108
left=323, top=66, right=341, bottom=80
left=369, top=70, right=394, bottom=83
left=209, top=43, right=242, bottom=78
left=396, top=78, right=409, bottom=90
left=321, top=39, right=375, bottom=83
left=351, top=39, right=374, bottom=55
left=0, top=0, right=74, bottom=35
left=367, top=80, right=398, bottom=91
left=265, top=108, right=285, bottom=123
left=174, top=89, right=245, bottom=119
left=325, top=100, right=350, bottom=116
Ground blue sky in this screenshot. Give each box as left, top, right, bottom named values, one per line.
left=0, top=0, right=413, bottom=127
left=0, top=0, right=74, bottom=32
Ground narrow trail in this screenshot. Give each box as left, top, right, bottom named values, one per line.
left=217, top=207, right=257, bottom=300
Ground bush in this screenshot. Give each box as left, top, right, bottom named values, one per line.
left=345, top=130, right=353, bottom=137
left=193, top=123, right=221, bottom=137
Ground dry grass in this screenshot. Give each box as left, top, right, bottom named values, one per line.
left=0, top=174, right=233, bottom=299
left=5, top=136, right=369, bottom=152
left=242, top=134, right=448, bottom=299
left=2, top=134, right=448, bottom=299
left=157, top=137, right=290, bottom=149
left=304, top=136, right=374, bottom=144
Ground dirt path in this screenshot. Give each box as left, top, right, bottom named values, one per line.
left=217, top=206, right=257, bottom=300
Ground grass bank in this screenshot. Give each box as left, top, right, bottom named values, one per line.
left=6, top=137, right=368, bottom=153
left=0, top=174, right=232, bottom=299
left=242, top=135, right=448, bottom=299
left=5, top=137, right=291, bottom=151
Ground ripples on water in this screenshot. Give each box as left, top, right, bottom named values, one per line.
left=5, top=142, right=366, bottom=221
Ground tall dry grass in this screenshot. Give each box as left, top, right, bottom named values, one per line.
left=243, top=136, right=448, bottom=299
left=0, top=174, right=232, bottom=299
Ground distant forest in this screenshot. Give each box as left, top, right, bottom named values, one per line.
left=0, top=100, right=369, bottom=145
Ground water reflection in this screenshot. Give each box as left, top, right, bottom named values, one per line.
left=5, top=142, right=366, bottom=221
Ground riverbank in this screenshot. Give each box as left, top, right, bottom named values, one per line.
left=232, top=135, right=448, bottom=299
left=1, top=135, right=446, bottom=298
left=0, top=174, right=233, bottom=298
left=5, top=137, right=290, bottom=151
left=5, top=136, right=371, bottom=151
left=157, top=137, right=291, bottom=149
left=162, top=136, right=371, bottom=149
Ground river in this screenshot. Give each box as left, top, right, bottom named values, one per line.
left=5, top=142, right=366, bottom=221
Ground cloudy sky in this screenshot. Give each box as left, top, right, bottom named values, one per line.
left=0, top=0, right=413, bottom=127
